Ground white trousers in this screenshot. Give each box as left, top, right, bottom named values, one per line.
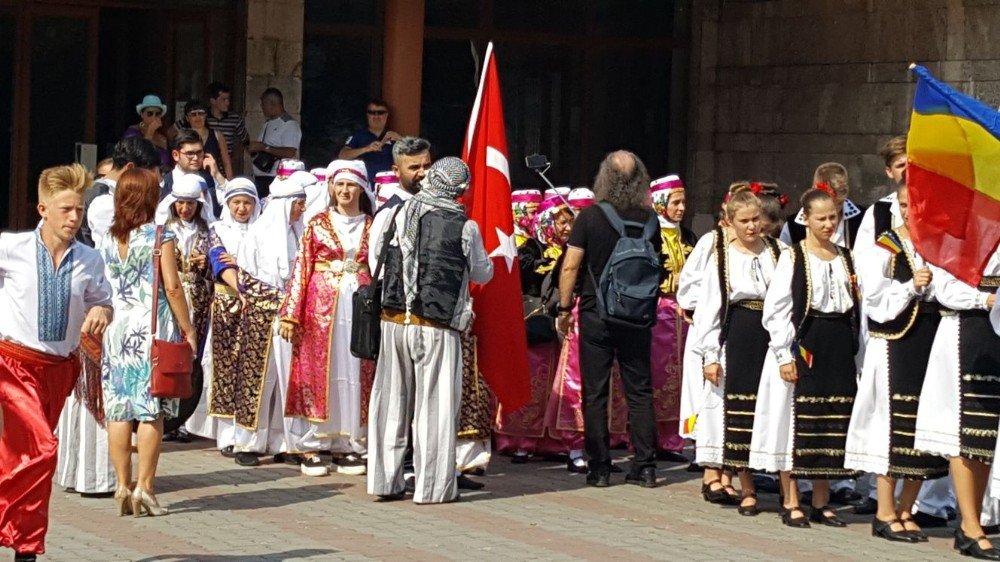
left=367, top=322, right=462, bottom=504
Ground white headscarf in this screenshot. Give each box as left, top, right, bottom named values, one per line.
left=241, top=174, right=308, bottom=286
left=213, top=177, right=261, bottom=255
left=155, top=174, right=215, bottom=257
left=326, top=159, right=373, bottom=209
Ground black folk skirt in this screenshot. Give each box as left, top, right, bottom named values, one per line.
left=958, top=309, right=1000, bottom=463
left=791, top=313, right=859, bottom=479
left=721, top=304, right=769, bottom=469
left=886, top=306, right=949, bottom=479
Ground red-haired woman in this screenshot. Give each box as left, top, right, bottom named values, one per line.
left=99, top=168, right=197, bottom=517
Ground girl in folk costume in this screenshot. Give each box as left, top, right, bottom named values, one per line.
left=648, top=175, right=696, bottom=460
left=154, top=174, right=215, bottom=348
left=221, top=172, right=312, bottom=468
left=750, top=187, right=861, bottom=529
left=279, top=160, right=377, bottom=478
left=155, top=174, right=215, bottom=442
left=496, top=189, right=581, bottom=467
left=845, top=182, right=948, bottom=543
left=692, top=189, right=780, bottom=516
left=512, top=189, right=544, bottom=248
left=203, top=178, right=261, bottom=453
left=913, top=243, right=1000, bottom=557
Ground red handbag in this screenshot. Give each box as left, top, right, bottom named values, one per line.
left=149, top=225, right=194, bottom=399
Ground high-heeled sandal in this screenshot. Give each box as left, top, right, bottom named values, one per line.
left=954, top=528, right=1000, bottom=560
left=781, top=506, right=810, bottom=528
left=131, top=487, right=169, bottom=517
left=872, top=518, right=918, bottom=543
left=114, top=485, right=133, bottom=516
left=701, top=479, right=732, bottom=504
left=738, top=492, right=759, bottom=517
left=898, top=514, right=928, bottom=542
left=809, top=505, right=846, bottom=527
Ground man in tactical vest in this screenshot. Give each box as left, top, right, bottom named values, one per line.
left=367, top=157, right=493, bottom=504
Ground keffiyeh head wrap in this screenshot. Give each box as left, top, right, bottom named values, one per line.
left=650, top=174, right=685, bottom=228
left=400, top=157, right=470, bottom=309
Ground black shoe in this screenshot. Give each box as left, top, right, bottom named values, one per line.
left=701, top=481, right=735, bottom=504
left=852, top=497, right=877, bottom=515
left=872, top=518, right=919, bottom=543
left=457, top=474, right=485, bottom=490
left=566, top=458, right=588, bottom=474
left=14, top=553, right=37, bottom=562
left=235, top=452, right=261, bottom=467
left=625, top=467, right=657, bottom=488
left=809, top=505, right=847, bottom=527
left=162, top=429, right=179, bottom=442
left=738, top=494, right=760, bottom=517
left=468, top=467, right=486, bottom=477
left=175, top=428, right=192, bottom=443
left=985, top=525, right=1000, bottom=536
left=220, top=445, right=236, bottom=458
left=586, top=470, right=610, bottom=488
left=829, top=487, right=863, bottom=505
left=609, top=464, right=623, bottom=473
left=274, top=453, right=304, bottom=465
left=955, top=528, right=1000, bottom=560
left=510, top=452, right=530, bottom=464
left=404, top=475, right=415, bottom=494
left=376, top=492, right=405, bottom=502
left=781, top=507, right=811, bottom=528
left=656, top=450, right=689, bottom=463
left=686, top=462, right=703, bottom=473
left=912, top=510, right=949, bottom=528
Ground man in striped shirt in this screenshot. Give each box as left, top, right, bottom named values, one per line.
left=175, top=82, right=250, bottom=172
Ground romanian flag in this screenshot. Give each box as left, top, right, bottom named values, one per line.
left=876, top=232, right=903, bottom=255
left=798, top=344, right=814, bottom=368
left=907, top=65, right=1000, bottom=286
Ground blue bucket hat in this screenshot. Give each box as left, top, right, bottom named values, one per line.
left=136, top=94, right=167, bottom=115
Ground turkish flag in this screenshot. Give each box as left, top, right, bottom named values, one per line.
left=461, top=42, right=531, bottom=411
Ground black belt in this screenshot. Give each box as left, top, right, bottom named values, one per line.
left=978, top=276, right=1000, bottom=292
left=808, top=310, right=851, bottom=319
left=732, top=299, right=764, bottom=311
left=919, top=301, right=942, bottom=315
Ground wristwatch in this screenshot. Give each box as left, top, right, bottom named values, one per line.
left=557, top=303, right=573, bottom=313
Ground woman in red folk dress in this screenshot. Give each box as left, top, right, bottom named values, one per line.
left=279, top=160, right=376, bottom=477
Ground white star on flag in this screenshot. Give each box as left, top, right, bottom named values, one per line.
left=489, top=227, right=518, bottom=273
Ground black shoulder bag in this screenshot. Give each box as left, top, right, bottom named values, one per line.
left=350, top=207, right=402, bottom=360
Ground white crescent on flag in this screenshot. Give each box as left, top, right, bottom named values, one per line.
left=486, top=146, right=510, bottom=186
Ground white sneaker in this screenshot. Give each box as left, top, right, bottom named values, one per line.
left=300, top=457, right=329, bottom=477
left=335, top=454, right=367, bottom=476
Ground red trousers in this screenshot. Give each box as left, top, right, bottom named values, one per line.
left=0, top=340, right=78, bottom=555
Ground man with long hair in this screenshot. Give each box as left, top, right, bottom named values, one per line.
left=0, top=164, right=113, bottom=561
left=556, top=150, right=662, bottom=488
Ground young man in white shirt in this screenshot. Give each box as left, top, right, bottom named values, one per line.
left=0, top=164, right=113, bottom=562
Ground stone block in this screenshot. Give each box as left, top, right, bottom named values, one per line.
left=275, top=40, right=303, bottom=78
left=965, top=5, right=1000, bottom=59
left=247, top=38, right=278, bottom=76
left=264, top=0, right=304, bottom=42
left=246, top=0, right=268, bottom=39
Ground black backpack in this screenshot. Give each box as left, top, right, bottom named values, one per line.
left=587, top=202, right=662, bottom=329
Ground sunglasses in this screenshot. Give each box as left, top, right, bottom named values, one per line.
left=180, top=150, right=204, bottom=158
left=367, top=110, right=388, bottom=116
left=143, top=110, right=163, bottom=117
left=187, top=110, right=207, bottom=116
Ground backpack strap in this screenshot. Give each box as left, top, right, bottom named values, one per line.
left=595, top=202, right=627, bottom=237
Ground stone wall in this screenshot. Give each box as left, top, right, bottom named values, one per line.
left=244, top=0, right=304, bottom=165
left=686, top=0, right=1000, bottom=230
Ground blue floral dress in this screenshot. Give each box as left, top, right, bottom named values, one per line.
left=100, top=223, right=180, bottom=422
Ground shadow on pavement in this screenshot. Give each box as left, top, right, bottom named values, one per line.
left=165, top=483, right=351, bottom=514
left=134, top=548, right=339, bottom=561
left=156, top=464, right=304, bottom=494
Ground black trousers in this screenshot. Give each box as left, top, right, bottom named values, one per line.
left=578, top=307, right=657, bottom=472
left=254, top=174, right=274, bottom=199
